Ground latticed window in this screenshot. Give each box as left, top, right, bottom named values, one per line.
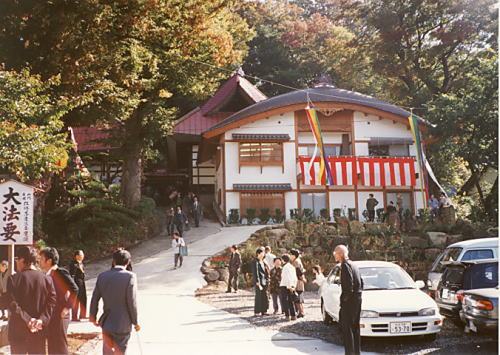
left=239, top=142, right=283, bottom=165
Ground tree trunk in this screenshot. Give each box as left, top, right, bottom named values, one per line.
left=121, top=142, right=142, bottom=208
left=120, top=103, right=147, bottom=208
left=484, top=175, right=498, bottom=221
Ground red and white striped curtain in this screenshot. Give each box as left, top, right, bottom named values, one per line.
left=299, top=156, right=417, bottom=187
left=358, top=157, right=416, bottom=187
left=300, top=157, right=357, bottom=185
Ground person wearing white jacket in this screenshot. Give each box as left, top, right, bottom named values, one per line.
left=171, top=233, right=186, bottom=269
left=279, top=254, right=298, bottom=321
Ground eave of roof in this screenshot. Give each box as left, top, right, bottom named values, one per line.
left=173, top=72, right=267, bottom=136
left=203, top=85, right=432, bottom=138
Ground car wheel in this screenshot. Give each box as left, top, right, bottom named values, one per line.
left=321, top=299, right=333, bottom=325
left=424, top=333, right=437, bottom=342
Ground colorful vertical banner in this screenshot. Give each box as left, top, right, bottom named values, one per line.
left=305, top=106, right=334, bottom=185
left=408, top=114, right=428, bottom=206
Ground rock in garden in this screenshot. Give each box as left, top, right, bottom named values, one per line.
left=200, top=266, right=211, bottom=274
left=447, top=234, right=463, bottom=245
left=365, top=223, right=382, bottom=235
left=272, top=224, right=285, bottom=229
left=425, top=248, right=442, bottom=259
left=427, top=232, right=447, bottom=247
left=217, top=268, right=229, bottom=282
left=284, top=219, right=297, bottom=231
left=349, top=221, right=365, bottom=235
left=204, top=270, right=220, bottom=282
left=303, top=247, right=314, bottom=256
left=405, top=236, right=429, bottom=249
left=266, top=228, right=288, bottom=239
left=202, top=259, right=211, bottom=268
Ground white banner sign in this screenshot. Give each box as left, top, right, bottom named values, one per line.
left=0, top=180, right=34, bottom=245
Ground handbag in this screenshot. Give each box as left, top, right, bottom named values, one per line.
left=296, top=279, right=305, bottom=292
left=180, top=245, right=188, bottom=256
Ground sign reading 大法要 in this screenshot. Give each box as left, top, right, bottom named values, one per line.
left=0, top=180, right=34, bottom=245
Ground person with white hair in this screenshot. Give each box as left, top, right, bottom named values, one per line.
left=334, top=244, right=363, bottom=355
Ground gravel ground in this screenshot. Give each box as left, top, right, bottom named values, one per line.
left=196, top=285, right=498, bottom=354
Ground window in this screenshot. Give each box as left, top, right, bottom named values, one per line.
left=461, top=249, right=494, bottom=261
left=431, top=247, right=463, bottom=273
left=240, top=192, right=284, bottom=216
left=239, top=142, right=283, bottom=165
left=369, top=144, right=409, bottom=157
left=298, top=145, right=340, bottom=157
left=469, top=263, right=498, bottom=289
left=301, top=193, right=327, bottom=217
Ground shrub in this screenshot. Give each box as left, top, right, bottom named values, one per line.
left=228, top=209, right=240, bottom=224
left=320, top=208, right=330, bottom=221
left=259, top=208, right=270, bottom=223
left=274, top=208, right=284, bottom=223
left=246, top=208, right=257, bottom=223
left=333, top=208, right=341, bottom=217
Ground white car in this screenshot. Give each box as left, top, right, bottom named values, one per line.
left=319, top=260, right=442, bottom=339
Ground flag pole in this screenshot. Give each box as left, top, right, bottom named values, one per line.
left=409, top=108, right=427, bottom=211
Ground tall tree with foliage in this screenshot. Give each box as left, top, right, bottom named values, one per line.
left=0, top=69, right=70, bottom=184
left=0, top=0, right=253, bottom=207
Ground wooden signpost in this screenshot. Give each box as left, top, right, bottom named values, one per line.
left=0, top=180, right=34, bottom=274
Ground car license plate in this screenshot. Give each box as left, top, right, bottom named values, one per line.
left=442, top=288, right=449, bottom=299
left=390, top=322, right=411, bottom=334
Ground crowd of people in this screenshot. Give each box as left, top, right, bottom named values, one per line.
left=238, top=246, right=325, bottom=321
left=165, top=191, right=203, bottom=238
left=4, top=245, right=139, bottom=355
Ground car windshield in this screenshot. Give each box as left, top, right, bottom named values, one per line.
left=431, top=247, right=462, bottom=273
left=360, top=266, right=416, bottom=290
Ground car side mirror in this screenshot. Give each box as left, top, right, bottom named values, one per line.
left=415, top=280, right=425, bottom=289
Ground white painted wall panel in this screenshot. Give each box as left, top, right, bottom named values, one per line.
left=354, top=112, right=413, bottom=140
left=224, top=112, right=295, bottom=140
left=329, top=191, right=356, bottom=212
left=225, top=192, right=240, bottom=217
left=355, top=142, right=369, bottom=156
left=285, top=192, right=298, bottom=219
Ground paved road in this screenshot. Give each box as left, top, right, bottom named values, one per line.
left=73, top=223, right=371, bottom=355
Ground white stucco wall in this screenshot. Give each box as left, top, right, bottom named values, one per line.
left=329, top=191, right=356, bottom=212
left=285, top=192, right=298, bottom=219
left=225, top=192, right=240, bottom=217
left=224, top=112, right=295, bottom=140
left=354, top=112, right=413, bottom=140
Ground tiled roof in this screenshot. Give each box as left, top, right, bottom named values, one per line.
left=71, top=126, right=118, bottom=151
left=173, top=71, right=267, bottom=136
left=204, top=85, right=432, bottom=135
left=232, top=133, right=290, bottom=141
left=233, top=183, right=292, bottom=191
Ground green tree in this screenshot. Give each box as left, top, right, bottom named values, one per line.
left=0, top=0, right=253, bottom=207
left=0, top=69, right=70, bottom=183
left=426, top=55, right=498, bottom=220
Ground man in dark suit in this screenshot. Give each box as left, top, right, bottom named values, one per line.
left=251, top=248, right=269, bottom=316
left=90, top=249, right=140, bottom=355
left=226, top=245, right=241, bottom=293
left=335, top=244, right=363, bottom=355
left=173, top=206, right=188, bottom=237
left=191, top=196, right=203, bottom=227
left=69, top=250, right=87, bottom=321
left=7, top=246, right=56, bottom=355
left=40, top=247, right=79, bottom=355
